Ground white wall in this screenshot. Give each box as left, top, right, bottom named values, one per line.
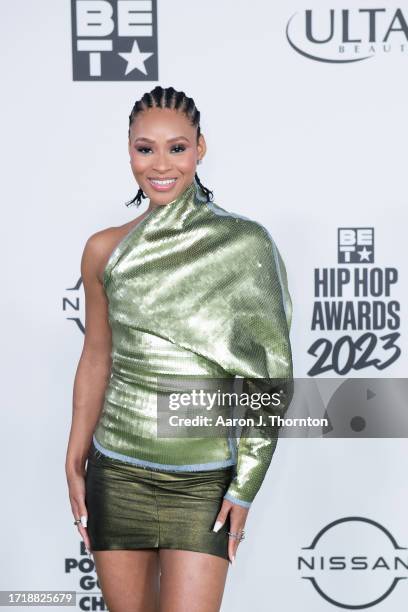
left=1, top=1, right=406, bottom=610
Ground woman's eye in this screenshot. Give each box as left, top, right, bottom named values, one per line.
left=135, top=145, right=186, bottom=154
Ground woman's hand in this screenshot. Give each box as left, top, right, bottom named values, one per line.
left=213, top=499, right=249, bottom=564
left=66, top=465, right=92, bottom=556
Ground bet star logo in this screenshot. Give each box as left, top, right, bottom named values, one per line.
left=71, top=0, right=158, bottom=81
left=338, top=227, right=374, bottom=264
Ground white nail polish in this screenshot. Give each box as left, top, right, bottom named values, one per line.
left=213, top=520, right=223, bottom=532
left=231, top=555, right=235, bottom=566
left=80, top=515, right=87, bottom=527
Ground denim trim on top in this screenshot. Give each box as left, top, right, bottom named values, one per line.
left=223, top=492, right=252, bottom=508
left=92, top=434, right=237, bottom=472
left=227, top=435, right=237, bottom=466
left=268, top=230, right=290, bottom=324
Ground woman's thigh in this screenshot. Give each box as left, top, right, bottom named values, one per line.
left=159, top=549, right=230, bottom=612
left=93, top=549, right=160, bottom=612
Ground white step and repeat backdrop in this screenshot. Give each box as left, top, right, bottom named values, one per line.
left=1, top=1, right=407, bottom=610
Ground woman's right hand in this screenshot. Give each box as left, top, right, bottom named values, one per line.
left=66, top=466, right=92, bottom=555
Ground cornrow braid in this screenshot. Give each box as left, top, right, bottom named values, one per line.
left=125, top=86, right=213, bottom=207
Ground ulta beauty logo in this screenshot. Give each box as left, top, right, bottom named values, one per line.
left=286, top=8, right=408, bottom=62
left=298, top=517, right=407, bottom=608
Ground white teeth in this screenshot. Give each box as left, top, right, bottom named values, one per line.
left=149, top=178, right=177, bottom=185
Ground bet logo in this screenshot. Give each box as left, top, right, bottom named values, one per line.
left=338, top=227, right=374, bottom=264
left=71, top=0, right=158, bottom=80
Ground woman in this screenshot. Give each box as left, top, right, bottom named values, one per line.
left=65, top=85, right=293, bottom=612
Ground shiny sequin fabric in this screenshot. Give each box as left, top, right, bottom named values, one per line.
left=93, top=177, right=293, bottom=507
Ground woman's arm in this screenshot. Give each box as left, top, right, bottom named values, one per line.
left=213, top=227, right=293, bottom=563
left=223, top=229, right=294, bottom=507
left=65, top=232, right=112, bottom=478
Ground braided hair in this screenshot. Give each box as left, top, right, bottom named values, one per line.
left=126, top=86, right=213, bottom=207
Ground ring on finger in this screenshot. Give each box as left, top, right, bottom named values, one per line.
left=227, top=530, right=245, bottom=541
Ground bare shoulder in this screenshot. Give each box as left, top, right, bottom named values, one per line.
left=82, top=212, right=148, bottom=284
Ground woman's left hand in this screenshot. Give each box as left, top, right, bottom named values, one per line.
left=213, top=499, right=249, bottom=564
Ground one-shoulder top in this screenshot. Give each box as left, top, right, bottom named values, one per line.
left=92, top=177, right=293, bottom=507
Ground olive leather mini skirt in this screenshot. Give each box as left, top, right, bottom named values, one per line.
left=85, top=442, right=234, bottom=561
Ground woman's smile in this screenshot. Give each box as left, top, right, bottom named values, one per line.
left=147, top=177, right=178, bottom=191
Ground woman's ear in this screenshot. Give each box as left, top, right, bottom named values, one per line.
left=198, top=133, right=207, bottom=162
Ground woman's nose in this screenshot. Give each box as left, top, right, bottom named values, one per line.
left=153, top=152, right=172, bottom=172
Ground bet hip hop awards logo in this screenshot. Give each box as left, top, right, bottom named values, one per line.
left=308, top=226, right=400, bottom=376
left=70, top=0, right=158, bottom=80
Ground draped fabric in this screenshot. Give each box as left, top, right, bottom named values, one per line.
left=93, top=177, right=293, bottom=507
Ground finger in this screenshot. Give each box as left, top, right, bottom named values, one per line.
left=228, top=518, right=245, bottom=564
left=71, top=498, right=91, bottom=553
left=77, top=525, right=92, bottom=553
left=212, top=499, right=231, bottom=532
left=228, top=528, right=242, bottom=564
left=228, top=535, right=236, bottom=564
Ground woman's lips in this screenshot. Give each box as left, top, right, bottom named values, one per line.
left=147, top=177, right=178, bottom=192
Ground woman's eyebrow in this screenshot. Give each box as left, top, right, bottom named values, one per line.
left=134, top=136, right=190, bottom=143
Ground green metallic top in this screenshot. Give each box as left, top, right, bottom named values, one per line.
left=92, top=177, right=293, bottom=507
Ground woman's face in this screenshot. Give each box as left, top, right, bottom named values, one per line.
left=128, top=107, right=206, bottom=207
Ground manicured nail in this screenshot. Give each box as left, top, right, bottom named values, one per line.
left=213, top=520, right=223, bottom=532
left=231, top=555, right=235, bottom=565
left=80, top=515, right=87, bottom=528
